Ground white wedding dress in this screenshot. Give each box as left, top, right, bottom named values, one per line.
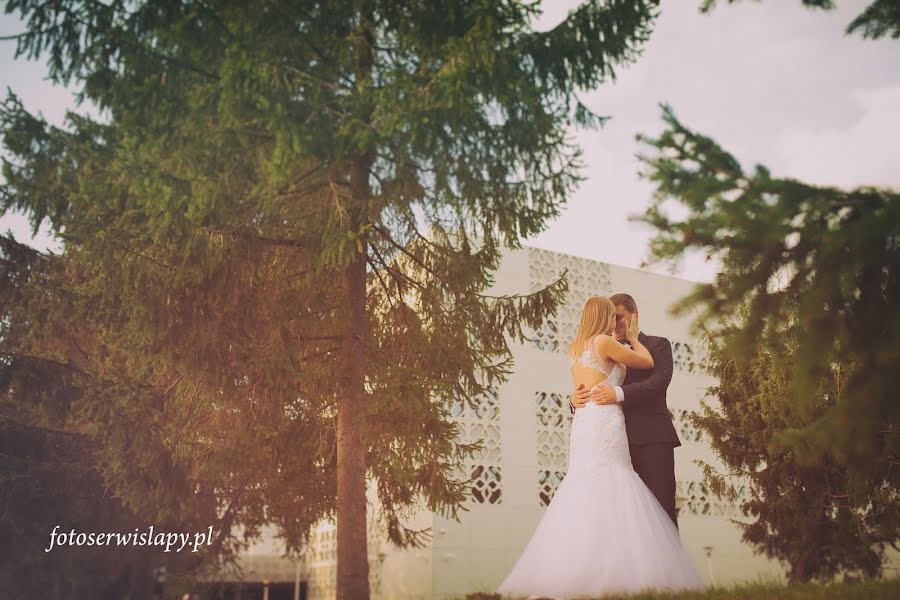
left=497, top=339, right=704, bottom=598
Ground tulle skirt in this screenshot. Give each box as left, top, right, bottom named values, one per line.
left=497, top=463, right=705, bottom=599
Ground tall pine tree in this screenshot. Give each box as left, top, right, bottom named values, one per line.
left=634, top=104, right=899, bottom=570
left=1, top=1, right=662, bottom=597
left=694, top=312, right=897, bottom=582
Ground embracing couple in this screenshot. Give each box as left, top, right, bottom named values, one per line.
left=497, top=293, right=704, bottom=598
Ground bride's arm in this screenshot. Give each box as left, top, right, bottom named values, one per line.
left=598, top=333, right=654, bottom=369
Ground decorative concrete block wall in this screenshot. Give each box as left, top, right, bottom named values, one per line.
left=302, top=245, right=900, bottom=598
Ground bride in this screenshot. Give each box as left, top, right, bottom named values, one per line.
left=497, top=296, right=704, bottom=598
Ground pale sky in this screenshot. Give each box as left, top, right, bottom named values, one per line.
left=2, top=0, right=899, bottom=283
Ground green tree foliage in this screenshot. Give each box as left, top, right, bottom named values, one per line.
left=0, top=234, right=231, bottom=596
left=634, top=103, right=899, bottom=575
left=1, top=1, right=662, bottom=596
left=694, top=316, right=897, bottom=582
left=0, top=413, right=195, bottom=598
left=700, top=0, right=900, bottom=40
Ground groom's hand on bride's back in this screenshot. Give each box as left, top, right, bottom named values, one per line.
left=571, top=384, right=591, bottom=410
left=591, top=384, right=618, bottom=405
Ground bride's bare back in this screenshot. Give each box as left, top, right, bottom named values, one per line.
left=569, top=335, right=615, bottom=391
left=571, top=358, right=609, bottom=391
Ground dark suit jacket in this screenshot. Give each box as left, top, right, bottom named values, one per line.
left=569, top=331, right=681, bottom=447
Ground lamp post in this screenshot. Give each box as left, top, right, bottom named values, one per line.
left=373, top=542, right=388, bottom=598
left=294, top=559, right=302, bottom=600
left=702, top=545, right=715, bottom=585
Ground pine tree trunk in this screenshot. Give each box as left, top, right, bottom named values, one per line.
left=336, top=154, right=372, bottom=600
left=336, top=3, right=374, bottom=596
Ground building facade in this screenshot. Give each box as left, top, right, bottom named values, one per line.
left=225, top=245, right=898, bottom=599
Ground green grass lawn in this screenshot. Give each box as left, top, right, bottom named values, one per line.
left=462, top=577, right=900, bottom=599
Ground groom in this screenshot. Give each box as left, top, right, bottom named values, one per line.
left=569, top=293, right=682, bottom=527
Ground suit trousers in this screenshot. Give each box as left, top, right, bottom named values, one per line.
left=629, top=442, right=678, bottom=529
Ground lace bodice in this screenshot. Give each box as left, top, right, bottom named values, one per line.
left=569, top=336, right=625, bottom=382
left=568, top=335, right=631, bottom=472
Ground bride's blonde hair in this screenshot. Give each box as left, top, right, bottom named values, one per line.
left=567, top=296, right=617, bottom=359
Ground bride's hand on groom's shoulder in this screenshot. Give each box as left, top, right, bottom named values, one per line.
left=571, top=384, right=591, bottom=409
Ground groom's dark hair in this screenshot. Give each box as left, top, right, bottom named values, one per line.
left=609, top=293, right=637, bottom=313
